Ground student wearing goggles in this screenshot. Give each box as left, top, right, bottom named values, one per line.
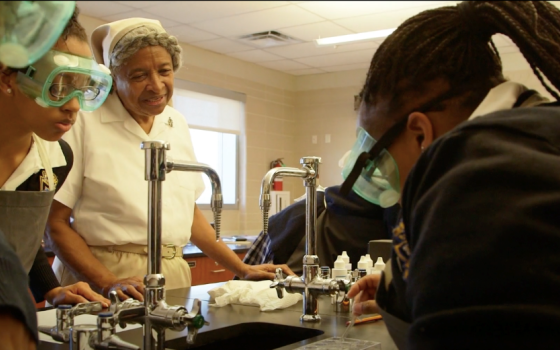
left=0, top=5, right=110, bottom=350
left=341, top=1, right=560, bottom=350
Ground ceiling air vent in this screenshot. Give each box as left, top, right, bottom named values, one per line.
left=238, top=30, right=302, bottom=48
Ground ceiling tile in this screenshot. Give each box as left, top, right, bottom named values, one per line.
left=143, top=1, right=290, bottom=25
left=257, top=60, right=312, bottom=71
left=190, top=38, right=254, bottom=54
left=190, top=5, right=325, bottom=37
left=295, top=1, right=445, bottom=20
left=286, top=68, right=327, bottom=76
left=321, top=62, right=371, bottom=73
left=492, top=34, right=515, bottom=48
left=294, top=49, right=375, bottom=68
left=76, top=1, right=134, bottom=18
left=102, top=9, right=181, bottom=28
left=333, top=2, right=460, bottom=32
left=226, top=50, right=285, bottom=63
left=497, top=46, right=520, bottom=55
left=264, top=41, right=378, bottom=60
left=114, top=1, right=171, bottom=9
left=277, top=21, right=353, bottom=42
left=167, top=25, right=219, bottom=43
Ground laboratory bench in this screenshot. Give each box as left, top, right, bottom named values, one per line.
left=37, top=282, right=398, bottom=350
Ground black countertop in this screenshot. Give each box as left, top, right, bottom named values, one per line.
left=37, top=282, right=397, bottom=350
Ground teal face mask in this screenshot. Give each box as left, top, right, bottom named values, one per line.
left=0, top=1, right=76, bottom=68
left=16, top=49, right=113, bottom=112
left=342, top=127, right=401, bottom=208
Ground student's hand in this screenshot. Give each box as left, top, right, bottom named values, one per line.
left=0, top=311, right=36, bottom=350
left=347, top=274, right=381, bottom=316
left=240, top=263, right=295, bottom=281
left=45, top=282, right=110, bottom=308
left=101, top=276, right=145, bottom=302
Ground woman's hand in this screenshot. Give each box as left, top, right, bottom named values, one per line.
left=347, top=274, right=382, bottom=316
left=239, top=263, right=295, bottom=281
left=101, top=276, right=145, bottom=301
left=45, top=281, right=111, bottom=307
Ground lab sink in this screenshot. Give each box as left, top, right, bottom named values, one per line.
left=165, top=322, right=324, bottom=350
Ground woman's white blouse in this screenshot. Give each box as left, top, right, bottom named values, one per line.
left=55, top=93, right=205, bottom=246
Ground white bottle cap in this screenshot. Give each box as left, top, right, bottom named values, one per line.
left=364, top=254, right=374, bottom=267
left=357, top=257, right=369, bottom=270
left=341, top=251, right=350, bottom=264
left=345, top=263, right=352, bottom=272
left=334, top=255, right=346, bottom=269
left=374, top=257, right=386, bottom=272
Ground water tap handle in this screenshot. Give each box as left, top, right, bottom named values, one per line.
left=179, top=298, right=208, bottom=345
left=38, top=302, right=101, bottom=343
left=70, top=301, right=103, bottom=317
left=333, top=279, right=350, bottom=303
left=38, top=304, right=73, bottom=342
left=109, top=291, right=144, bottom=315
left=269, top=268, right=285, bottom=299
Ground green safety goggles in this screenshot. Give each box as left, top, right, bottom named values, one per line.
left=16, top=49, right=112, bottom=111
left=341, top=127, right=401, bottom=208
left=0, top=1, right=76, bottom=68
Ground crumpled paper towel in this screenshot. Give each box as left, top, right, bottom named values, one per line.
left=208, top=280, right=302, bottom=311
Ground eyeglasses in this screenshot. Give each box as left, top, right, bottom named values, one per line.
left=48, top=83, right=101, bottom=101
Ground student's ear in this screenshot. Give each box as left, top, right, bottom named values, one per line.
left=407, top=112, right=434, bottom=151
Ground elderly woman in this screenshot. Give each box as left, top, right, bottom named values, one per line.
left=47, top=18, right=293, bottom=301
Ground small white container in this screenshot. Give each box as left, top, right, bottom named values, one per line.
left=331, top=255, right=348, bottom=280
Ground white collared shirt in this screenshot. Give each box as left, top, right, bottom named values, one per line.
left=54, top=93, right=205, bottom=246
left=1, top=138, right=66, bottom=191
left=468, top=81, right=534, bottom=120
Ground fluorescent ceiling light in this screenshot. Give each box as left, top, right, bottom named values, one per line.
left=315, top=28, right=396, bottom=46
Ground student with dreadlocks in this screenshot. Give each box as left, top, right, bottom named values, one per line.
left=341, top=1, right=560, bottom=349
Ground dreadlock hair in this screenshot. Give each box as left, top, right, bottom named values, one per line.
left=361, top=1, right=560, bottom=114
left=60, top=5, right=88, bottom=43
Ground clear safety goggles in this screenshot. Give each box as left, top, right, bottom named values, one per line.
left=341, top=127, right=401, bottom=208
left=16, top=49, right=112, bottom=112
left=0, top=1, right=76, bottom=68
left=340, top=86, right=477, bottom=207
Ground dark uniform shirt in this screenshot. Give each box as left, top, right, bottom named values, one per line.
left=401, top=105, right=560, bottom=350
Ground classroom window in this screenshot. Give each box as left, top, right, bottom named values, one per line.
left=173, top=80, right=245, bottom=209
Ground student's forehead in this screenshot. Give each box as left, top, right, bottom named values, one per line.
left=357, top=103, right=391, bottom=140
left=53, top=37, right=92, bottom=58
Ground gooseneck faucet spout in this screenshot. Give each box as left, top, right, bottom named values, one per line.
left=167, top=160, right=223, bottom=241
left=264, top=157, right=350, bottom=322
left=259, top=166, right=310, bottom=235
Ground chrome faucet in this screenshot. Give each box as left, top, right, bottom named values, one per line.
left=138, top=140, right=212, bottom=349
left=38, top=140, right=211, bottom=350
left=263, top=157, right=349, bottom=322
left=166, top=157, right=223, bottom=241
left=39, top=301, right=103, bottom=342
left=38, top=301, right=141, bottom=349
